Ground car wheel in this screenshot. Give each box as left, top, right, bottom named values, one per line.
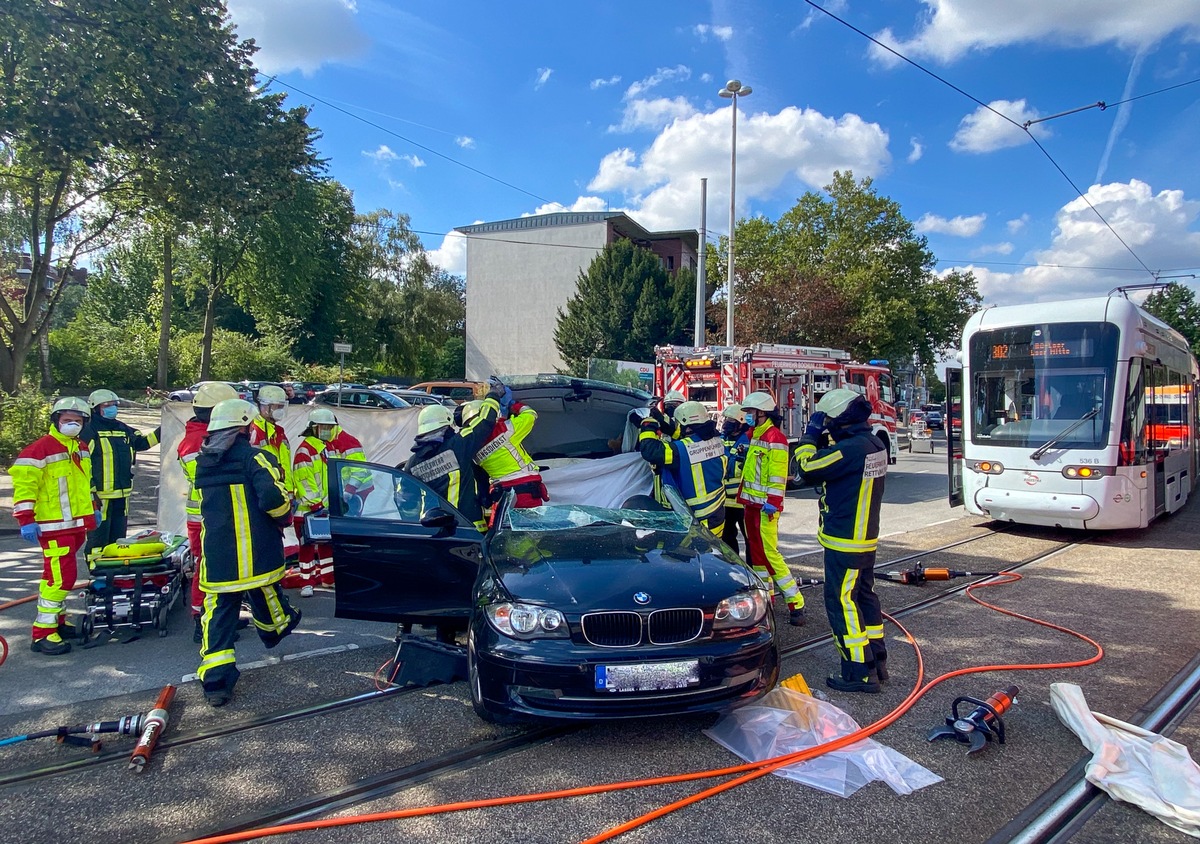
left=468, top=631, right=519, bottom=725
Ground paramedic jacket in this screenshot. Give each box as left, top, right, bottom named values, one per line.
left=84, top=415, right=160, bottom=500
left=403, top=397, right=500, bottom=530
left=194, top=437, right=292, bottom=592
left=794, top=420, right=887, bottom=553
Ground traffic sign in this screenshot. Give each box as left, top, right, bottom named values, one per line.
left=333, top=342, right=353, bottom=354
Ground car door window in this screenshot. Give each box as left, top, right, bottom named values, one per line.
left=449, top=387, right=474, bottom=401
left=338, top=462, right=453, bottom=524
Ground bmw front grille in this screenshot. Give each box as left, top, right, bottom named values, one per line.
left=647, top=608, right=704, bottom=644
left=580, top=608, right=705, bottom=647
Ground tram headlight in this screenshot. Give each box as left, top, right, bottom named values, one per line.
left=971, top=460, right=1004, bottom=474
left=1062, top=466, right=1108, bottom=479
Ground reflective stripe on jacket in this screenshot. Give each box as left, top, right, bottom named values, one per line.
left=475, top=403, right=540, bottom=486
left=84, top=416, right=159, bottom=499
left=195, top=437, right=292, bottom=592
left=641, top=428, right=728, bottom=519
left=722, top=429, right=749, bottom=509
left=11, top=427, right=98, bottom=533
left=177, top=418, right=208, bottom=523
left=250, top=417, right=293, bottom=493
left=795, top=428, right=887, bottom=553
left=403, top=397, right=500, bottom=529
left=737, top=421, right=788, bottom=509
left=292, top=426, right=366, bottom=514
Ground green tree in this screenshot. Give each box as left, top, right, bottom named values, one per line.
left=1143, top=283, right=1200, bottom=357
left=718, top=172, right=981, bottom=366
left=554, top=240, right=694, bottom=376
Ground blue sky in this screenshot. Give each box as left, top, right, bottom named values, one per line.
left=229, top=0, right=1200, bottom=309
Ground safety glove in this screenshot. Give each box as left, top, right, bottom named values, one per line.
left=20, top=523, right=41, bottom=544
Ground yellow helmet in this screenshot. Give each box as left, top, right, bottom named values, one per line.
left=207, top=399, right=258, bottom=432
left=193, top=382, right=239, bottom=409
left=459, top=400, right=485, bottom=425
left=257, top=384, right=287, bottom=406
left=417, top=404, right=454, bottom=435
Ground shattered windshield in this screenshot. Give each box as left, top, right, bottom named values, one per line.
left=503, top=503, right=691, bottom=533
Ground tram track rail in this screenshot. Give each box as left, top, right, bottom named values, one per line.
left=0, top=522, right=1019, bottom=790
left=154, top=529, right=1087, bottom=844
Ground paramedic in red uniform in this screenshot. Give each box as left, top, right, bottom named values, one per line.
left=11, top=397, right=99, bottom=655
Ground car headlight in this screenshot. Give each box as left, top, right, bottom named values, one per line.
left=486, top=602, right=569, bottom=639
left=713, top=589, right=769, bottom=630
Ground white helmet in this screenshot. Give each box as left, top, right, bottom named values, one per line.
left=816, top=388, right=862, bottom=420
left=417, top=404, right=454, bottom=435
left=308, top=408, right=338, bottom=426
left=664, top=390, right=686, bottom=404
left=721, top=404, right=743, bottom=421
left=207, top=399, right=258, bottom=432
left=193, top=382, right=239, bottom=409
left=674, top=401, right=709, bottom=427
left=258, top=384, right=287, bottom=405
left=459, top=400, right=485, bottom=425
left=741, top=391, right=777, bottom=412
left=88, top=388, right=119, bottom=408
left=51, top=396, right=91, bottom=419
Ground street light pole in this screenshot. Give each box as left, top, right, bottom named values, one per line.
left=719, top=79, right=751, bottom=348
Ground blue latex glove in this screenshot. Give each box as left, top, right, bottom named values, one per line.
left=762, top=503, right=779, bottom=519
left=499, top=385, right=514, bottom=414
left=20, top=524, right=41, bottom=544
left=94, top=509, right=103, bottom=523
left=804, top=411, right=828, bottom=442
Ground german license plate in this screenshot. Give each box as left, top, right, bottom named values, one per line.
left=595, top=660, right=700, bottom=693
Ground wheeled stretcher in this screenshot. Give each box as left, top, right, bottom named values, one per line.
left=78, top=531, right=190, bottom=646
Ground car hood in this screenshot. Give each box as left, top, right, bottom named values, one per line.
left=485, top=523, right=758, bottom=610
left=508, top=375, right=651, bottom=460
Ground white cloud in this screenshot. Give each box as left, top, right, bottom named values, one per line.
left=915, top=212, right=987, bottom=237
left=455, top=136, right=475, bottom=149
left=870, top=0, right=1200, bottom=65
left=591, top=75, right=622, bottom=90
left=907, top=138, right=924, bottom=163
left=608, top=96, right=698, bottom=133
left=1007, top=213, right=1030, bottom=233
left=398, top=153, right=425, bottom=168
left=625, top=65, right=691, bottom=100
left=973, top=241, right=1014, bottom=256
left=693, top=24, right=733, bottom=42
left=795, top=0, right=847, bottom=32
left=528, top=197, right=611, bottom=216
left=363, top=144, right=397, bottom=162
left=534, top=67, right=553, bottom=90
left=427, top=230, right=468, bottom=275
left=585, top=105, right=891, bottom=231
left=949, top=99, right=1049, bottom=154
left=227, top=0, right=368, bottom=76
left=951, top=179, right=1200, bottom=306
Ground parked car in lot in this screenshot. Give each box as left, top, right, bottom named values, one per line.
left=320, top=466, right=779, bottom=723
left=168, top=381, right=253, bottom=402
left=310, top=387, right=411, bottom=409
left=374, top=386, right=457, bottom=407
left=407, top=380, right=486, bottom=405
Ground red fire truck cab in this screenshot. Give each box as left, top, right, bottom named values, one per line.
left=654, top=343, right=899, bottom=487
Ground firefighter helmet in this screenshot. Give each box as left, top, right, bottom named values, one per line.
left=207, top=399, right=258, bottom=432
left=673, top=401, right=709, bottom=427
left=459, top=400, right=485, bottom=425
left=193, top=382, right=239, bottom=409
left=257, top=385, right=287, bottom=406
left=721, top=404, right=743, bottom=420
left=51, top=396, right=91, bottom=419
left=308, top=408, right=338, bottom=426
left=816, top=388, right=871, bottom=426
left=741, top=391, right=777, bottom=412
left=87, top=388, right=119, bottom=408
left=417, top=405, right=454, bottom=435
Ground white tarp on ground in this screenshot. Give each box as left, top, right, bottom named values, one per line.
left=157, top=404, right=652, bottom=534
left=1051, top=682, right=1200, bottom=838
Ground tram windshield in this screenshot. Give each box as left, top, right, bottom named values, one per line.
left=968, top=322, right=1119, bottom=450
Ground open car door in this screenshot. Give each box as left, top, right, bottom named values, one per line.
left=321, top=458, right=483, bottom=627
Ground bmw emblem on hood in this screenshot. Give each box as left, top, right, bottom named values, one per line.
left=633, top=592, right=651, bottom=605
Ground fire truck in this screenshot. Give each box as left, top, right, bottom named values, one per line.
left=654, top=343, right=900, bottom=487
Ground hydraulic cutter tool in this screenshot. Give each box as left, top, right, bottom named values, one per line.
left=928, top=685, right=1019, bottom=755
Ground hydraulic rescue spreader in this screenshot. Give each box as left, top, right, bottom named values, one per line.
left=881, top=561, right=1002, bottom=585
left=928, top=685, right=1020, bottom=755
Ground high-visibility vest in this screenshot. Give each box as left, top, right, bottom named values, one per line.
left=250, top=417, right=293, bottom=493
left=722, top=429, right=749, bottom=509
left=292, top=427, right=367, bottom=514
left=663, top=433, right=728, bottom=519
left=11, top=427, right=98, bottom=533
left=177, top=418, right=208, bottom=523
left=737, top=421, right=788, bottom=510
left=475, top=404, right=540, bottom=486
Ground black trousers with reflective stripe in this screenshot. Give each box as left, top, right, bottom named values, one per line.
left=721, top=506, right=746, bottom=557
left=199, top=584, right=298, bottom=693
left=86, top=497, right=128, bottom=555
left=822, top=547, right=883, bottom=665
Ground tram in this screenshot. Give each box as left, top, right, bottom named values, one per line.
left=947, top=296, right=1198, bottom=529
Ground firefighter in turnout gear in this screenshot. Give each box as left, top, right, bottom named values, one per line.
left=249, top=385, right=293, bottom=493
left=795, top=388, right=888, bottom=694
left=475, top=382, right=548, bottom=509
left=194, top=399, right=301, bottom=706
left=11, top=397, right=100, bottom=654
left=720, top=404, right=749, bottom=557
left=638, top=401, right=728, bottom=533
left=292, top=408, right=368, bottom=595
left=178, top=382, right=240, bottom=642
left=639, top=390, right=685, bottom=505
left=403, top=387, right=501, bottom=532
left=83, top=388, right=160, bottom=557
left=737, top=391, right=806, bottom=626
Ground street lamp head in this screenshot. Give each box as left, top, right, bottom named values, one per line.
left=739, top=86, right=752, bottom=97
left=724, top=79, right=742, bottom=93
left=718, top=89, right=733, bottom=98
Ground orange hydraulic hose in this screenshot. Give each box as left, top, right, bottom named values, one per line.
left=180, top=570, right=1103, bottom=844
left=0, top=595, right=37, bottom=611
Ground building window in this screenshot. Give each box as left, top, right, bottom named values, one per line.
left=667, top=256, right=675, bottom=270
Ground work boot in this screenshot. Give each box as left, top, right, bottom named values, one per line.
left=205, top=688, right=233, bottom=707
left=31, top=634, right=72, bottom=656
left=871, top=641, right=890, bottom=683
left=826, top=658, right=881, bottom=694
left=788, top=607, right=807, bottom=627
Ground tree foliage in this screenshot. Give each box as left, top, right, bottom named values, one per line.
left=717, top=172, right=981, bottom=366
left=1143, top=283, right=1200, bottom=357
left=555, top=240, right=694, bottom=376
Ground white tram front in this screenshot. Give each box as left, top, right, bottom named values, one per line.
left=949, top=297, right=1198, bottom=530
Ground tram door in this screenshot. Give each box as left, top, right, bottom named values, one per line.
left=947, top=367, right=963, bottom=508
